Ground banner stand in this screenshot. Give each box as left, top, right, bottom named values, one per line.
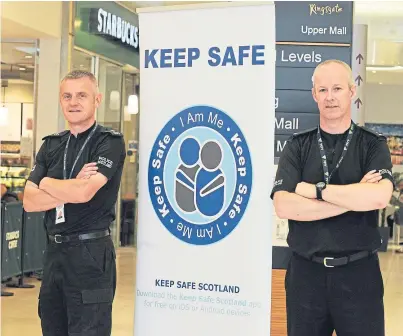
left=135, top=2, right=275, bottom=336
left=6, top=211, right=35, bottom=290
left=1, top=290, right=14, bottom=297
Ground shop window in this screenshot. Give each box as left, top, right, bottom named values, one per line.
left=71, top=49, right=93, bottom=73
left=120, top=72, right=140, bottom=246
left=0, top=41, right=37, bottom=197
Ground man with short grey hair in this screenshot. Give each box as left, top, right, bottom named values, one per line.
left=24, top=70, right=126, bottom=336
left=271, top=60, right=394, bottom=336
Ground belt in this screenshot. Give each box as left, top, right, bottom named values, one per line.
left=48, top=229, right=110, bottom=244
left=303, top=250, right=376, bottom=268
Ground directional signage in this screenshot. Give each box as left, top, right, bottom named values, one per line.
left=272, top=0, right=354, bottom=269
left=351, top=24, right=367, bottom=126
left=274, top=135, right=290, bottom=158
left=276, top=45, right=351, bottom=68
left=273, top=0, right=354, bottom=162
left=275, top=1, right=353, bottom=44
left=276, top=90, right=318, bottom=113
left=275, top=112, right=319, bottom=135
left=276, top=67, right=314, bottom=91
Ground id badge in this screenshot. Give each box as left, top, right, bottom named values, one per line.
left=55, top=204, right=66, bottom=224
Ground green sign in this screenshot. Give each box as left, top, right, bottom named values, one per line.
left=74, top=1, right=139, bottom=68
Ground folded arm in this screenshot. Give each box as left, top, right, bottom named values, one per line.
left=321, top=136, right=395, bottom=211
left=23, top=181, right=65, bottom=212
left=322, top=179, right=393, bottom=211
left=39, top=173, right=108, bottom=204
left=273, top=191, right=349, bottom=221
left=270, top=136, right=346, bottom=221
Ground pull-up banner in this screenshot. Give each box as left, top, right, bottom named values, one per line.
left=135, top=2, right=275, bottom=336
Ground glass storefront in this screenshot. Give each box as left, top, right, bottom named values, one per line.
left=71, top=47, right=140, bottom=247
left=120, top=72, right=140, bottom=246
left=97, top=59, right=123, bottom=131
left=71, top=0, right=140, bottom=247
left=71, top=49, right=93, bottom=72
left=0, top=40, right=38, bottom=199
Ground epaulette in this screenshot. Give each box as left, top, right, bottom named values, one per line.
left=42, top=130, right=69, bottom=140
left=360, top=126, right=387, bottom=140
left=99, top=127, right=123, bottom=137
left=289, top=126, right=317, bottom=140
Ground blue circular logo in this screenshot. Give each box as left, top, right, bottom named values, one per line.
left=148, top=105, right=252, bottom=245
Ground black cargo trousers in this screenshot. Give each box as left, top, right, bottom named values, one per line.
left=38, top=235, right=117, bottom=336
left=285, top=252, right=385, bottom=336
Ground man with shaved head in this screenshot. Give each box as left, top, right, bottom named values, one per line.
left=271, top=60, right=394, bottom=336
left=23, top=70, right=126, bottom=335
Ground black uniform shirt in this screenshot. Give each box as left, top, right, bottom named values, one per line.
left=271, top=124, right=394, bottom=259
left=28, top=122, right=126, bottom=236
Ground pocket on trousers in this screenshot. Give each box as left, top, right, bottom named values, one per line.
left=81, top=288, right=114, bottom=305
left=82, top=242, right=108, bottom=274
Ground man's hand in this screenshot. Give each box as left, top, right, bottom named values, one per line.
left=296, top=171, right=383, bottom=200
left=76, top=162, right=98, bottom=180
left=360, top=170, right=382, bottom=184
left=23, top=181, right=65, bottom=212
left=295, top=182, right=316, bottom=199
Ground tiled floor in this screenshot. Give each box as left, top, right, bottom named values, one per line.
left=379, top=247, right=403, bottom=336
left=1, top=248, right=137, bottom=336
left=1, top=247, right=403, bottom=335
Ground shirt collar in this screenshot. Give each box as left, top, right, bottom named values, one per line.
left=73, top=121, right=97, bottom=139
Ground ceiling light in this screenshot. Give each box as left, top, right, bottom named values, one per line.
left=74, top=19, right=82, bottom=29
left=109, top=91, right=120, bottom=110
left=372, top=71, right=376, bottom=73
left=367, top=66, right=403, bottom=71
left=0, top=106, right=8, bottom=126
left=24, top=55, right=33, bottom=59
left=379, top=82, right=383, bottom=85
left=128, top=95, right=139, bottom=114
left=19, top=67, right=26, bottom=71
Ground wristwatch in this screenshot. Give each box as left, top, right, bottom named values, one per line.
left=316, top=182, right=327, bottom=201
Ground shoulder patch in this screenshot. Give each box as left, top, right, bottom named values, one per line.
left=100, top=128, right=123, bottom=137
left=42, top=130, right=69, bottom=140
left=360, top=126, right=387, bottom=140
left=289, top=126, right=317, bottom=140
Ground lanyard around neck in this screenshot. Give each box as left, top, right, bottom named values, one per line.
left=317, top=121, right=355, bottom=184
left=63, top=124, right=97, bottom=180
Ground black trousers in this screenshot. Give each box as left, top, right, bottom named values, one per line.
left=286, top=252, right=385, bottom=336
left=38, top=236, right=116, bottom=336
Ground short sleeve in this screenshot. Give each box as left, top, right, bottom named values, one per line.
left=91, top=135, right=126, bottom=180
left=27, top=142, right=48, bottom=186
left=365, top=137, right=395, bottom=187
left=270, top=138, right=302, bottom=199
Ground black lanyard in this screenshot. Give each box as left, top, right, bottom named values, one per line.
left=317, top=121, right=355, bottom=184
left=63, top=124, right=97, bottom=180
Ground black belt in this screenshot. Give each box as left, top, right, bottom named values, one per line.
left=300, top=250, right=376, bottom=268
left=48, top=230, right=110, bottom=244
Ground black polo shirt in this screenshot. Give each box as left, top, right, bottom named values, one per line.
left=28, top=122, right=126, bottom=236
left=271, top=123, right=394, bottom=258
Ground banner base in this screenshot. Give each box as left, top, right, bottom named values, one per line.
left=7, top=278, right=35, bottom=289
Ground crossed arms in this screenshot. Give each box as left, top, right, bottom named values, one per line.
left=273, top=170, right=394, bottom=222
left=23, top=163, right=106, bottom=212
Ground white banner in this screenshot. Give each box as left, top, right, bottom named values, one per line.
left=135, top=3, right=275, bottom=335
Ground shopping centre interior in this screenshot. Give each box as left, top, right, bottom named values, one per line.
left=1, top=1, right=403, bottom=336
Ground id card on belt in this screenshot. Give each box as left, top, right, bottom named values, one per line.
left=55, top=204, right=65, bottom=224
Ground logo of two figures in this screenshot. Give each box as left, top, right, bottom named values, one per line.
left=174, top=137, right=225, bottom=218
